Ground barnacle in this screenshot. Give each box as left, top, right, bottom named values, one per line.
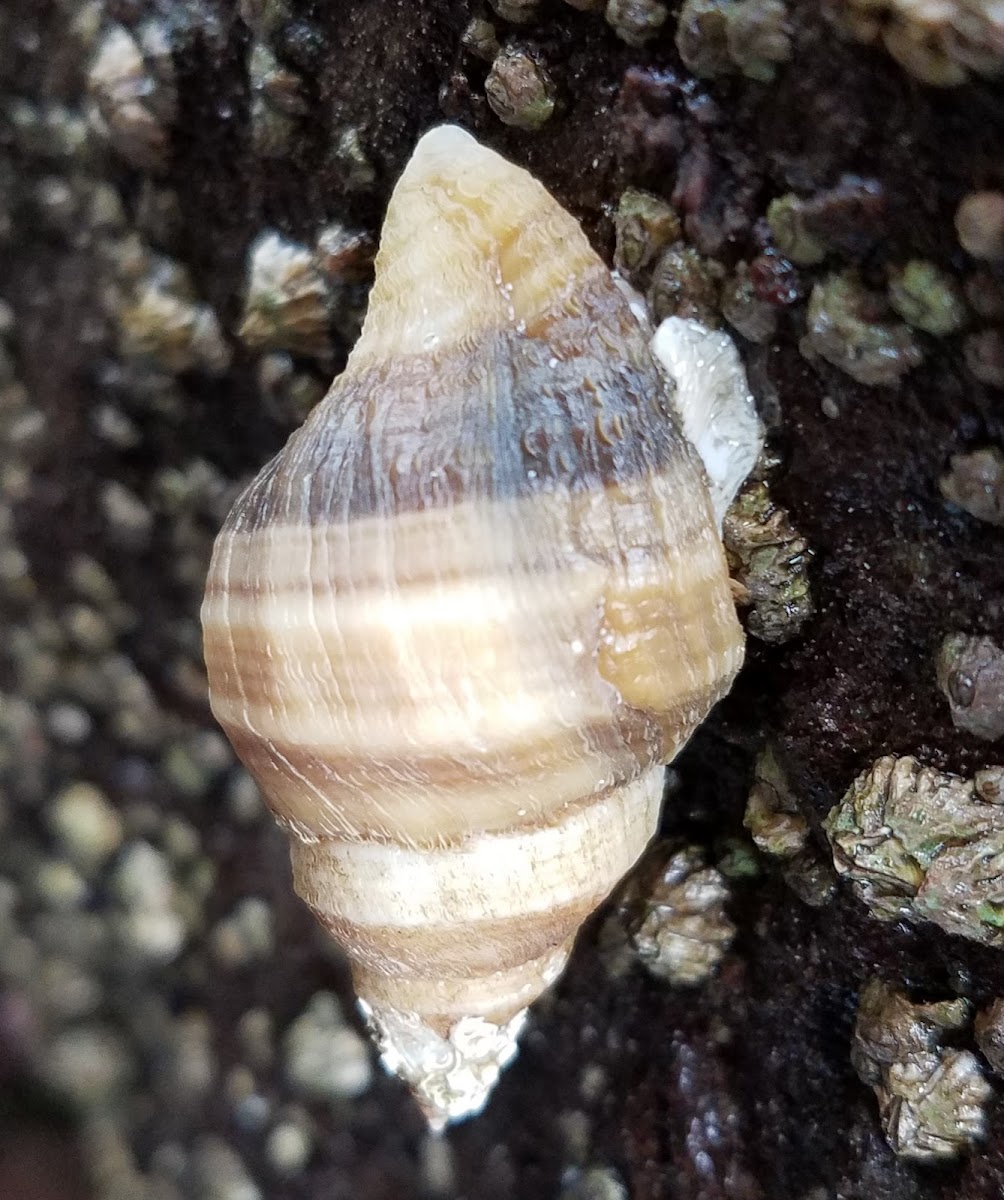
left=957, top=191, right=1004, bottom=260
left=116, top=255, right=230, bottom=376
left=768, top=177, right=886, bottom=264
left=239, top=0, right=291, bottom=36
left=722, top=481, right=814, bottom=643
left=490, top=0, right=541, bottom=21
left=238, top=231, right=335, bottom=359
left=833, top=0, right=1004, bottom=85
left=613, top=189, right=681, bottom=278
left=744, top=746, right=809, bottom=859
left=313, top=224, right=375, bottom=283
left=720, top=264, right=779, bottom=344
left=605, top=0, right=669, bottom=46
left=249, top=40, right=308, bottom=159
left=725, top=0, right=793, bottom=81
left=461, top=17, right=501, bottom=60
left=940, top=447, right=1004, bottom=526
left=332, top=127, right=377, bottom=191
left=766, top=194, right=828, bottom=266
left=888, top=260, right=967, bottom=336
left=620, top=844, right=735, bottom=985
left=852, top=979, right=992, bottom=1162
left=677, top=0, right=792, bottom=81
left=964, top=328, right=1004, bottom=387
left=86, top=23, right=177, bottom=174
left=825, top=756, right=1004, bottom=945
left=647, top=243, right=724, bottom=326
left=485, top=46, right=555, bottom=129
left=800, top=270, right=923, bottom=386
left=936, top=632, right=1004, bottom=741
left=975, top=999, right=1004, bottom=1076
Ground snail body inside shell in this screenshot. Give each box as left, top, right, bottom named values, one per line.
left=202, top=124, right=756, bottom=1127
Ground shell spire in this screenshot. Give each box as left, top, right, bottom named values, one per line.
left=202, top=124, right=745, bottom=1127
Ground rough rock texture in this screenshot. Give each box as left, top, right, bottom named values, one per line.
left=1, top=1, right=1003, bottom=1198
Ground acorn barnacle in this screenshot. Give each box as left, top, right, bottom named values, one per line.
left=202, top=125, right=761, bottom=1128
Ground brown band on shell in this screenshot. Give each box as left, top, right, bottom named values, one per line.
left=353, top=947, right=575, bottom=1035
left=311, top=896, right=597, bottom=980
left=204, top=477, right=739, bottom=843
left=217, top=707, right=673, bottom=846
left=221, top=273, right=692, bottom=528
left=288, top=765, right=665, bottom=1025
left=205, top=459, right=715, bottom=600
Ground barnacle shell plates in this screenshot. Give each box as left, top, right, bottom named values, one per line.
left=202, top=125, right=749, bottom=1127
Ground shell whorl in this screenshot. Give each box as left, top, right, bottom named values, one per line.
left=202, top=124, right=745, bottom=1126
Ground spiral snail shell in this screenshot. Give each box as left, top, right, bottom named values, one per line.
left=202, top=125, right=760, bottom=1127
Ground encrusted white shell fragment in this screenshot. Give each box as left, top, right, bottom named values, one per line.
left=360, top=945, right=567, bottom=1130
left=651, top=316, right=764, bottom=524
